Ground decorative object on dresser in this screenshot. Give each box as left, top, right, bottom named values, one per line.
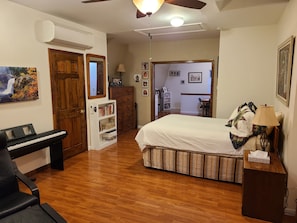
left=252, top=105, right=280, bottom=151
left=242, top=150, right=287, bottom=223
left=116, top=64, right=126, bottom=85
left=109, top=86, right=136, bottom=135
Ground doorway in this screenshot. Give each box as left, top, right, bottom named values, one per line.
left=48, top=49, right=87, bottom=159
left=151, top=60, right=214, bottom=121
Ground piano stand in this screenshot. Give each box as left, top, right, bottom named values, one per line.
left=50, top=141, right=64, bottom=170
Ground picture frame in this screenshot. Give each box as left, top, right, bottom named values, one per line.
left=168, top=70, right=180, bottom=77
left=188, top=72, right=202, bottom=83
left=276, top=36, right=295, bottom=106
left=142, top=88, right=149, bottom=96
left=142, top=79, right=149, bottom=87
left=141, top=62, right=149, bottom=70
left=0, top=66, right=39, bottom=103
left=142, top=70, right=149, bottom=79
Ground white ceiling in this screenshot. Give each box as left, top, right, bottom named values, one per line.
left=10, top=0, right=289, bottom=44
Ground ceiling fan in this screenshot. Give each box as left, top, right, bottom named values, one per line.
left=81, top=0, right=206, bottom=18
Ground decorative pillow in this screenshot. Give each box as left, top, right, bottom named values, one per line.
left=247, top=101, right=257, bottom=113
left=225, top=103, right=247, bottom=127
left=230, top=133, right=250, bottom=149
left=229, top=105, right=255, bottom=149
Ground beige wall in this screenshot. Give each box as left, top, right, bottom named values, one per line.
left=0, top=0, right=108, bottom=173
left=275, top=0, right=297, bottom=215
left=108, top=38, right=220, bottom=126
left=107, top=40, right=128, bottom=82
left=217, top=25, right=277, bottom=118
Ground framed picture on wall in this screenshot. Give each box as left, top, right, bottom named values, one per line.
left=141, top=62, right=149, bottom=70
left=276, top=36, right=295, bottom=106
left=142, top=70, right=149, bottom=79
left=188, top=72, right=202, bottom=83
left=142, top=80, right=149, bottom=87
left=0, top=66, right=39, bottom=103
left=142, top=88, right=149, bottom=96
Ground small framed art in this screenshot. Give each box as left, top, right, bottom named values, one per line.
left=142, top=80, right=149, bottom=87
left=188, top=72, right=202, bottom=83
left=142, top=88, right=149, bottom=96
left=142, top=71, right=149, bottom=79
left=141, top=62, right=149, bottom=70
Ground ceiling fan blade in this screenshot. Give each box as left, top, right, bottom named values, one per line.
left=136, top=10, right=147, bottom=19
left=165, top=0, right=206, bottom=9
left=81, top=0, right=110, bottom=3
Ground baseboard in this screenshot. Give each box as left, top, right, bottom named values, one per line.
left=285, top=207, right=296, bottom=216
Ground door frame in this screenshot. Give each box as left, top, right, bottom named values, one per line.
left=150, top=60, right=215, bottom=121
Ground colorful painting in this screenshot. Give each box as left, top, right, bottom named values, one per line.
left=0, top=66, right=39, bottom=103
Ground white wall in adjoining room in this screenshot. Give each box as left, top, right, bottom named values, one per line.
left=154, top=62, right=212, bottom=114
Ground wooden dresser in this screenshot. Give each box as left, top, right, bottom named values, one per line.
left=109, top=86, right=136, bottom=135
left=242, top=150, right=287, bottom=223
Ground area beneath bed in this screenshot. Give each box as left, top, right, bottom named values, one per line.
left=142, top=146, right=243, bottom=184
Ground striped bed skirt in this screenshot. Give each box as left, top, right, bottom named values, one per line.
left=142, top=146, right=243, bottom=184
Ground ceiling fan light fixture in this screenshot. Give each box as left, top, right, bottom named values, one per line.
left=133, top=0, right=164, bottom=15
left=170, top=17, right=184, bottom=27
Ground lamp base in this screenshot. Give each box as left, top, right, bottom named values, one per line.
left=260, top=131, right=269, bottom=151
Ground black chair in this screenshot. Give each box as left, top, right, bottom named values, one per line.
left=0, top=131, right=67, bottom=222
left=199, top=98, right=210, bottom=117
left=0, top=131, right=40, bottom=218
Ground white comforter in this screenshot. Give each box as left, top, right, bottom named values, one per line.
left=135, top=114, right=245, bottom=156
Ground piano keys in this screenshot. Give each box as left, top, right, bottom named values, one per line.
left=1, top=124, right=67, bottom=170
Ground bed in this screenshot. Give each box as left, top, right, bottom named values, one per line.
left=135, top=107, right=281, bottom=184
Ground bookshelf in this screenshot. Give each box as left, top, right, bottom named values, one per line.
left=89, top=100, right=117, bottom=150
left=163, top=91, right=171, bottom=110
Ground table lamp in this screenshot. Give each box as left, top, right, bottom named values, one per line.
left=117, top=64, right=126, bottom=84
left=252, top=104, right=280, bottom=151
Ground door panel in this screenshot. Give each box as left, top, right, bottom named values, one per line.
left=49, top=49, right=87, bottom=159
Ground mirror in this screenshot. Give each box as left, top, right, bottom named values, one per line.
left=86, top=54, right=106, bottom=99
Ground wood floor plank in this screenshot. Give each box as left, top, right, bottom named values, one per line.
left=20, top=130, right=295, bottom=223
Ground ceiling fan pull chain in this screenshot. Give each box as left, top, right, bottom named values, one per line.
left=148, top=33, right=152, bottom=61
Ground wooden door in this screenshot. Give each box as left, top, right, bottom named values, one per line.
left=48, top=49, right=87, bottom=159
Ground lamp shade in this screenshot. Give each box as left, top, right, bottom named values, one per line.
left=133, top=0, right=164, bottom=15
left=252, top=105, right=280, bottom=126
left=117, top=64, right=126, bottom=73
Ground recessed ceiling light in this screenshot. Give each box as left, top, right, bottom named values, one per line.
left=170, top=17, right=184, bottom=27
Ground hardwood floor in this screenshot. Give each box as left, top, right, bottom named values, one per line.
left=21, top=130, right=295, bottom=223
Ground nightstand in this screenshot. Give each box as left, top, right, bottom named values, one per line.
left=242, top=150, right=287, bottom=223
